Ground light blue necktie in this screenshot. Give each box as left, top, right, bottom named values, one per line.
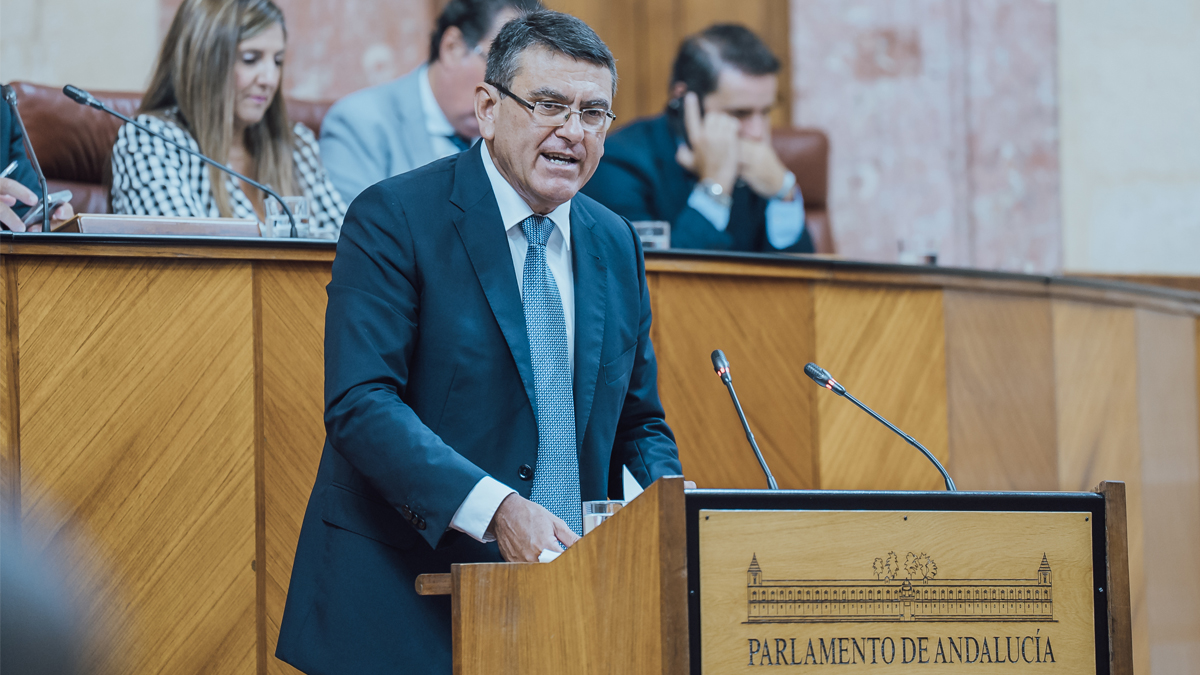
left=520, top=215, right=581, bottom=535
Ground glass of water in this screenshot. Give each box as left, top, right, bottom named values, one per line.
left=263, top=196, right=310, bottom=238
left=582, top=500, right=624, bottom=535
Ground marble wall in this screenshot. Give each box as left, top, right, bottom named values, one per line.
left=158, top=0, right=433, bottom=101
left=790, top=0, right=1062, bottom=271
left=1059, top=0, right=1200, bottom=275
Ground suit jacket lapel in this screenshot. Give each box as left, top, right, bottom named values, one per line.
left=450, top=145, right=538, bottom=414
left=571, top=203, right=606, bottom=450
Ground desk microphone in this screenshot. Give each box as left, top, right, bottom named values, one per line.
left=2, top=84, right=49, bottom=226
left=804, top=362, right=957, bottom=491
left=711, top=350, right=778, bottom=490
left=61, top=84, right=297, bottom=237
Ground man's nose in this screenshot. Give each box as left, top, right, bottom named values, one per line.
left=740, top=114, right=768, bottom=141
left=555, top=112, right=586, bottom=143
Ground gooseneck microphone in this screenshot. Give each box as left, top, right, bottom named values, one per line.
left=2, top=84, right=49, bottom=226
left=62, top=84, right=297, bottom=237
left=711, top=350, right=778, bottom=490
left=804, top=363, right=957, bottom=491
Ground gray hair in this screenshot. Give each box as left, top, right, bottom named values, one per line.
left=485, top=9, right=617, bottom=96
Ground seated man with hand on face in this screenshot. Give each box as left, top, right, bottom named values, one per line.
left=582, top=24, right=813, bottom=253
left=319, top=0, right=540, bottom=203
left=277, top=10, right=688, bottom=674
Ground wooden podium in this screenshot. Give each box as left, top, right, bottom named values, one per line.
left=418, top=477, right=1133, bottom=675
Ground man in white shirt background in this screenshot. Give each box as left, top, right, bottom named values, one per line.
left=319, top=0, right=539, bottom=204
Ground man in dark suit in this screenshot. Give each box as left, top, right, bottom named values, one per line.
left=1, top=95, right=72, bottom=231
left=277, top=11, right=683, bottom=674
left=581, top=25, right=813, bottom=253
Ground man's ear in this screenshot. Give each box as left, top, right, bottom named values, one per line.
left=474, top=84, right=498, bottom=141
left=439, top=26, right=467, bottom=61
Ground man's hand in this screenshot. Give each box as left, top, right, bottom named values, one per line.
left=48, top=202, right=75, bottom=231
left=487, top=493, right=580, bottom=563
left=738, top=136, right=790, bottom=200
left=0, top=177, right=38, bottom=232
left=674, top=92, right=740, bottom=195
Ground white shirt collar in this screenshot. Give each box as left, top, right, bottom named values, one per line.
left=418, top=64, right=456, bottom=138
left=479, top=138, right=571, bottom=247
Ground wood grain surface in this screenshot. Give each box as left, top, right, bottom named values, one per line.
left=1134, top=309, right=1200, bottom=672
left=649, top=272, right=817, bottom=489
left=452, top=476, right=688, bottom=675
left=1096, top=482, right=1134, bottom=675
left=15, top=256, right=257, bottom=674
left=543, top=0, right=791, bottom=126
left=943, top=291, right=1059, bottom=491
left=1051, top=300, right=1148, bottom=674
left=258, top=262, right=331, bottom=675
left=813, top=284, right=949, bottom=490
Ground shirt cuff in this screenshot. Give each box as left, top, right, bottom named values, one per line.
left=765, top=187, right=806, bottom=250
left=448, top=476, right=516, bottom=543
left=687, top=186, right=733, bottom=232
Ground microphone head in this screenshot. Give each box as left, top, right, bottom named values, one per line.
left=1, top=84, right=15, bottom=105
left=711, top=349, right=730, bottom=380
left=804, top=362, right=829, bottom=384
left=804, top=362, right=846, bottom=395
left=63, top=84, right=99, bottom=108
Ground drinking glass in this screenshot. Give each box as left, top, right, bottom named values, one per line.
left=582, top=500, right=624, bottom=535
left=262, top=196, right=310, bottom=238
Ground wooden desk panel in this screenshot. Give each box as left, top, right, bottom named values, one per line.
left=649, top=272, right=817, bottom=490
left=943, top=290, right=1059, bottom=490
left=813, top=283, right=949, bottom=490
left=1134, top=309, right=1200, bottom=671
left=14, top=257, right=257, bottom=675
left=3, top=238, right=1199, bottom=674
left=258, top=262, right=330, bottom=675
left=1051, top=300, right=1148, bottom=674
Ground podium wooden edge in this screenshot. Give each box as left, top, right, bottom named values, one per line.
left=1095, top=481, right=1134, bottom=675
left=415, top=573, right=451, bottom=596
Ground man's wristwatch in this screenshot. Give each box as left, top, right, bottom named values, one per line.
left=697, top=180, right=733, bottom=208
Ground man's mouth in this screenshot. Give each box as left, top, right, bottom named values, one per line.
left=541, top=152, right=579, bottom=167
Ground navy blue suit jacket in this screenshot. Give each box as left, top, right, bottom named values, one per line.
left=2, top=99, right=40, bottom=220
left=276, top=142, right=681, bottom=674
left=581, top=114, right=814, bottom=254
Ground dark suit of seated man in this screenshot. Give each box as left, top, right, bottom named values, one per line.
left=276, top=11, right=684, bottom=674
left=581, top=24, right=814, bottom=254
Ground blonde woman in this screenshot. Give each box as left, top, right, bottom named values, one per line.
left=111, top=0, right=345, bottom=238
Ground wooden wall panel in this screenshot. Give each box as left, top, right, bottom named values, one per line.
left=544, top=0, right=792, bottom=125
left=812, top=284, right=949, bottom=490
left=649, top=273, right=816, bottom=489
left=259, top=262, right=331, bottom=675
left=943, top=291, right=1058, bottom=490
left=16, top=257, right=257, bottom=675
left=1134, top=309, right=1200, bottom=672
left=1051, top=300, right=1148, bottom=675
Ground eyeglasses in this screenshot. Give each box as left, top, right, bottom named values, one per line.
left=487, top=81, right=616, bottom=133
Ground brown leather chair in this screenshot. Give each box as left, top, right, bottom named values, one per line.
left=771, top=128, right=833, bottom=254
left=11, top=82, right=332, bottom=216
left=13, top=81, right=833, bottom=253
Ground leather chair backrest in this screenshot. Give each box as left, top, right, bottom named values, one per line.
left=11, top=82, right=331, bottom=216
left=770, top=128, right=833, bottom=254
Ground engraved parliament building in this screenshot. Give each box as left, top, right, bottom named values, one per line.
left=746, top=554, right=1054, bottom=623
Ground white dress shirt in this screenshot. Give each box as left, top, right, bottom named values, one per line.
left=418, top=65, right=471, bottom=160
left=686, top=180, right=806, bottom=249
left=447, top=140, right=576, bottom=542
